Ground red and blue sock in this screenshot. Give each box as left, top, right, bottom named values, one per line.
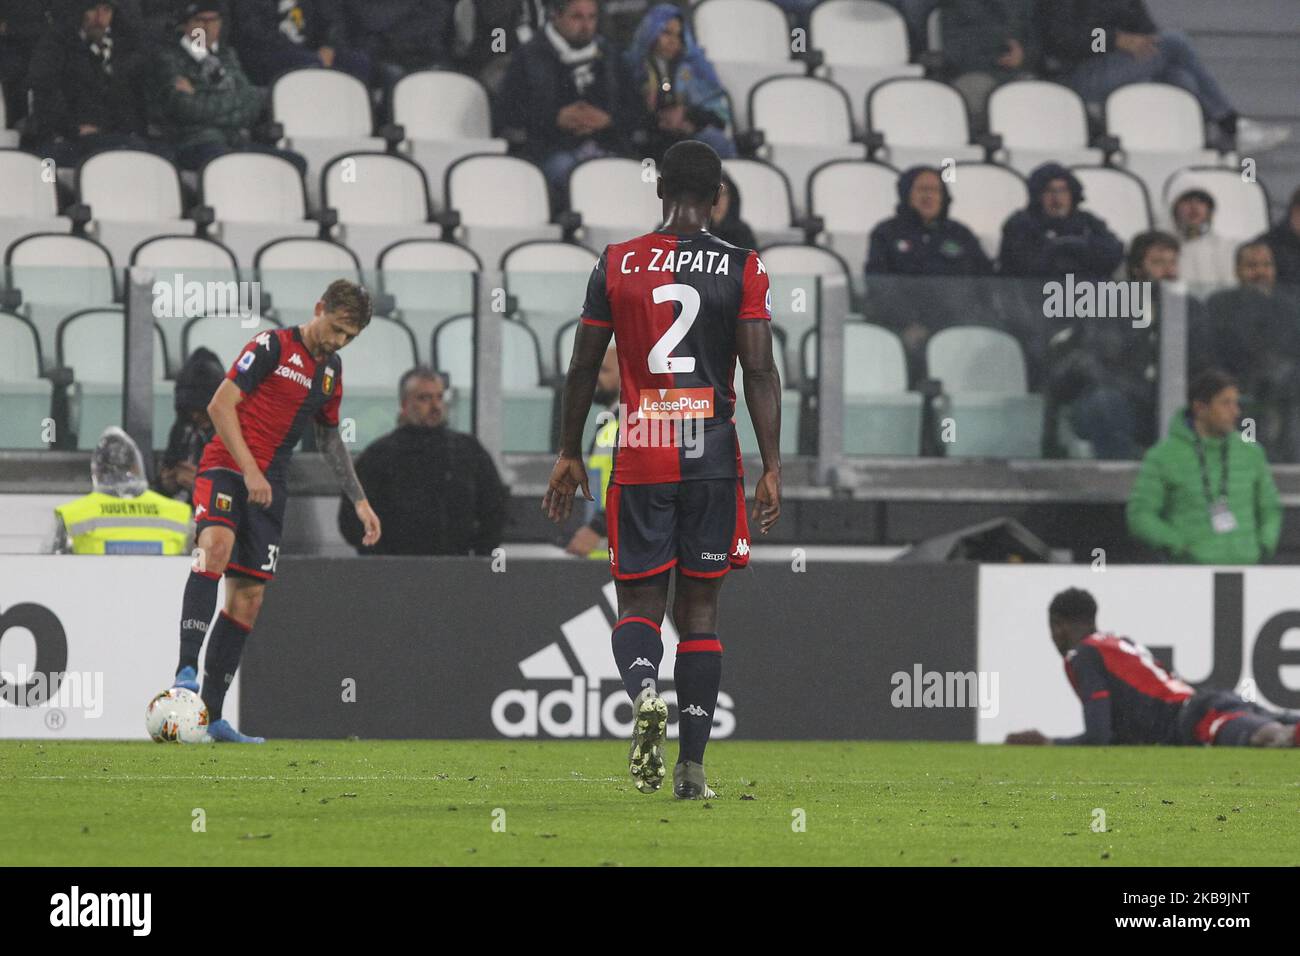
left=612, top=616, right=663, bottom=701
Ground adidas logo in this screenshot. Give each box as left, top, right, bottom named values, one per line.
left=288, top=353, right=304, bottom=367
left=492, top=581, right=735, bottom=739
left=681, top=704, right=710, bottom=717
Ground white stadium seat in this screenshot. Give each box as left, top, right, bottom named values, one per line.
left=131, top=235, right=243, bottom=367
left=1070, top=165, right=1153, bottom=248
left=328, top=315, right=418, bottom=449
left=6, top=233, right=116, bottom=372
left=802, top=322, right=924, bottom=455
left=0, top=98, right=20, bottom=148
left=272, top=68, right=386, bottom=209
left=255, top=237, right=363, bottom=328
left=721, top=159, right=804, bottom=247
left=322, top=152, right=441, bottom=269
left=200, top=152, right=317, bottom=267
left=78, top=150, right=193, bottom=268
left=182, top=314, right=280, bottom=366
left=945, top=162, right=1028, bottom=260
left=759, top=243, right=857, bottom=355
left=568, top=157, right=662, bottom=253
left=432, top=314, right=553, bottom=452
left=809, top=0, right=923, bottom=133
left=0, top=312, right=54, bottom=448
left=733, top=329, right=800, bottom=455
left=393, top=70, right=507, bottom=209
left=502, top=240, right=598, bottom=378
left=444, top=154, right=562, bottom=273
left=691, top=0, right=806, bottom=130
left=749, top=76, right=867, bottom=218
left=927, top=325, right=1043, bottom=458
left=1106, top=83, right=1225, bottom=210
left=378, top=239, right=480, bottom=364
left=866, top=77, right=983, bottom=171
left=1162, top=167, right=1271, bottom=241
left=56, top=307, right=171, bottom=450
left=987, top=81, right=1103, bottom=176
left=807, top=160, right=897, bottom=298
left=0, top=150, right=74, bottom=260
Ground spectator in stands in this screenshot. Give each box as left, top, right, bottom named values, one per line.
left=1046, top=231, right=1178, bottom=459
left=155, top=347, right=222, bottom=503
left=998, top=162, right=1124, bottom=279
left=1259, top=186, right=1300, bottom=287
left=451, top=0, right=546, bottom=95
left=938, top=0, right=1039, bottom=129
left=1204, top=241, right=1300, bottom=461
left=1037, top=0, right=1288, bottom=152
left=497, top=0, right=642, bottom=204
left=1171, top=188, right=1235, bottom=287
left=342, top=0, right=454, bottom=88
left=52, top=427, right=193, bottom=554
left=710, top=172, right=756, bottom=250
left=1126, top=369, right=1281, bottom=565
left=25, top=1, right=167, bottom=167
left=866, top=166, right=992, bottom=379
left=0, top=0, right=48, bottom=127
left=563, top=345, right=619, bottom=558
left=149, top=1, right=306, bottom=174
left=626, top=4, right=733, bottom=164
left=231, top=0, right=371, bottom=86
left=339, top=367, right=509, bottom=556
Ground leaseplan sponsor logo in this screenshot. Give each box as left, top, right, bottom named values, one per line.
left=492, top=581, right=735, bottom=739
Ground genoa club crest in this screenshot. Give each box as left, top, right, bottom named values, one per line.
left=322, top=366, right=334, bottom=396
left=215, top=493, right=233, bottom=512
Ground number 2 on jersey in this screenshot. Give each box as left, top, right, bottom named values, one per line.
left=648, top=283, right=700, bottom=374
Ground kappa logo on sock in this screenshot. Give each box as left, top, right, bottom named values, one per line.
left=491, top=581, right=735, bottom=739
left=681, top=704, right=710, bottom=717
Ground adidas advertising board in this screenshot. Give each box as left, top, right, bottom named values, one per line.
left=239, top=559, right=978, bottom=740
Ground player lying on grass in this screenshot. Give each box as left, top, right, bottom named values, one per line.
left=171, top=280, right=382, bottom=742
left=1006, top=587, right=1300, bottom=747
left=542, top=140, right=782, bottom=799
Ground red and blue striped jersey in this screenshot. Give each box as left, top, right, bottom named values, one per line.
left=200, top=326, right=342, bottom=481
left=580, top=229, right=771, bottom=485
left=1065, top=633, right=1195, bottom=744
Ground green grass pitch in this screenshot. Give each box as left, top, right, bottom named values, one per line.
left=2, top=740, right=1295, bottom=866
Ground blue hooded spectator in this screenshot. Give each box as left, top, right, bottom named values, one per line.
left=625, top=3, right=733, bottom=162
left=998, top=162, right=1123, bottom=279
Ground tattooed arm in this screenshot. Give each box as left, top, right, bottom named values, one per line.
left=316, top=422, right=381, bottom=546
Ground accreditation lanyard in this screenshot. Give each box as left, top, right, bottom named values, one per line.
left=1194, top=436, right=1235, bottom=533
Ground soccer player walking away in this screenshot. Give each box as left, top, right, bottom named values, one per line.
left=543, top=141, right=782, bottom=798
left=172, top=280, right=382, bottom=742
left=1006, top=588, right=1300, bottom=747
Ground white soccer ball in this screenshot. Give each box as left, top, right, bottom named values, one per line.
left=145, top=688, right=210, bottom=743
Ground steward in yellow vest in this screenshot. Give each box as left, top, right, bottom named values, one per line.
left=53, top=427, right=192, bottom=555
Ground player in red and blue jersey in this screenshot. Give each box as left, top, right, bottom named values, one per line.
left=171, top=280, right=382, bottom=742
left=542, top=141, right=782, bottom=798
left=1006, top=588, right=1300, bottom=747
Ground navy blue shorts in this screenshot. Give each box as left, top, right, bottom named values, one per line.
left=606, top=478, right=750, bottom=581
left=1179, top=689, right=1295, bottom=746
left=192, top=468, right=287, bottom=582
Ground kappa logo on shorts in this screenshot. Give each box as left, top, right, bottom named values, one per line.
left=194, top=503, right=206, bottom=519
left=215, top=493, right=233, bottom=512
left=700, top=551, right=726, bottom=562
left=732, top=538, right=749, bottom=558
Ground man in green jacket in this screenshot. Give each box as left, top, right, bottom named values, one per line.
left=149, top=1, right=305, bottom=173
left=1127, top=369, right=1282, bottom=564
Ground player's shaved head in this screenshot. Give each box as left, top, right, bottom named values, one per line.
left=659, top=140, right=722, bottom=205
left=1049, top=588, right=1097, bottom=625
